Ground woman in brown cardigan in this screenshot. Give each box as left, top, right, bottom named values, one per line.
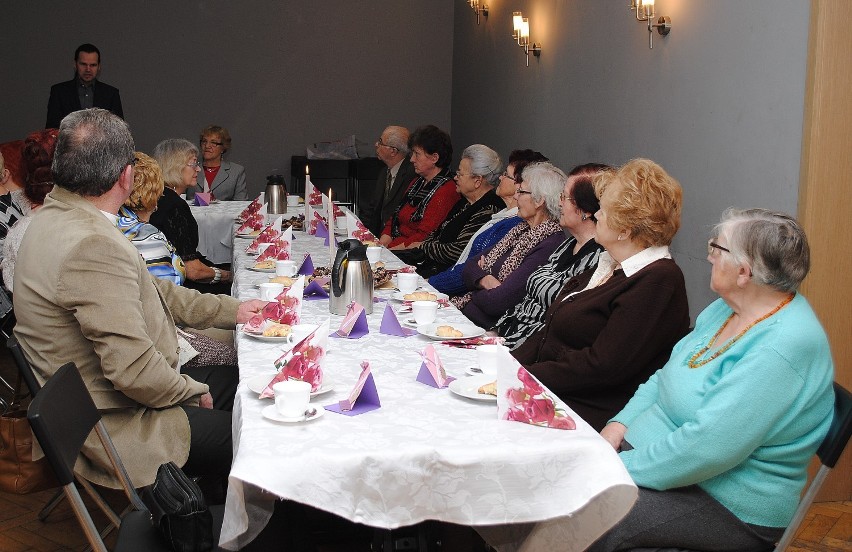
left=512, top=158, right=690, bottom=431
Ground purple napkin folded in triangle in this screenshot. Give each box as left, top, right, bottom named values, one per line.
left=330, top=303, right=369, bottom=339
left=193, top=192, right=212, bottom=206
left=325, top=363, right=381, bottom=416
left=304, top=278, right=329, bottom=300
left=379, top=304, right=414, bottom=337
left=315, top=220, right=329, bottom=238
left=298, top=254, right=315, bottom=276
left=323, top=233, right=338, bottom=247
left=416, top=345, right=455, bottom=388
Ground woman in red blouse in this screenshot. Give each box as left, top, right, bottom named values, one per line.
left=380, top=125, right=459, bottom=249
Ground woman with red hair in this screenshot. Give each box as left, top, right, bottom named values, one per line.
left=1, top=129, right=58, bottom=291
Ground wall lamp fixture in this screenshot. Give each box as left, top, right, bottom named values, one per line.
left=468, top=0, right=488, bottom=25
left=629, top=0, right=671, bottom=49
left=511, top=12, right=541, bottom=67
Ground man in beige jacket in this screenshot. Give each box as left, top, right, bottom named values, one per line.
left=13, top=108, right=263, bottom=491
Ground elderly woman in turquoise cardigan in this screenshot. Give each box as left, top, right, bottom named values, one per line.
left=591, top=208, right=835, bottom=552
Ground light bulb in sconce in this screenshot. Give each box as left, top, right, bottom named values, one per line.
left=519, top=18, right=530, bottom=46
left=512, top=11, right=523, bottom=42
left=628, top=0, right=671, bottom=49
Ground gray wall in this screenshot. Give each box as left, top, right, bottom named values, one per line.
left=450, top=0, right=809, bottom=319
left=0, top=1, right=454, bottom=196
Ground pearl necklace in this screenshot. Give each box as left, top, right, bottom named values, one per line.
left=687, top=293, right=795, bottom=369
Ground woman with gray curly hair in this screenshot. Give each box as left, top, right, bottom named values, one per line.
left=593, top=208, right=834, bottom=552
left=395, top=144, right=506, bottom=276
left=450, top=161, right=565, bottom=328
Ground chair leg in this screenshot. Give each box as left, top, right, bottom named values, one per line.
left=38, top=488, right=66, bottom=521
left=78, top=478, right=121, bottom=529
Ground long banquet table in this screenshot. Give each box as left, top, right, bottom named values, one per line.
left=221, top=220, right=637, bottom=551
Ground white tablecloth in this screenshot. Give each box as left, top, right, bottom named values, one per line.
left=221, top=231, right=637, bottom=551
left=189, top=201, right=251, bottom=264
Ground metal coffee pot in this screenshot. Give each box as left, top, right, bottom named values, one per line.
left=265, top=174, right=288, bottom=214
left=330, top=239, right=374, bottom=315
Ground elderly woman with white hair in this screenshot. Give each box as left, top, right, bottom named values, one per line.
left=150, top=138, right=232, bottom=293
left=395, top=144, right=506, bottom=276
left=591, top=208, right=834, bottom=552
left=450, top=161, right=565, bottom=328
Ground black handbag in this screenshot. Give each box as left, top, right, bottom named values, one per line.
left=144, top=461, right=214, bottom=552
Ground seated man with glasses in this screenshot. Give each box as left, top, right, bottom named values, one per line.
left=362, top=126, right=416, bottom=237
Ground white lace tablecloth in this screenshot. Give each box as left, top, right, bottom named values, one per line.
left=189, top=200, right=250, bottom=264
left=221, top=231, right=637, bottom=551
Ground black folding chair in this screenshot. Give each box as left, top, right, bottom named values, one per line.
left=27, top=362, right=224, bottom=552
left=774, top=382, right=852, bottom=551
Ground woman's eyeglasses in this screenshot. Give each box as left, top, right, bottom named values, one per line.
left=559, top=193, right=575, bottom=203
left=186, top=161, right=200, bottom=168
left=200, top=139, right=223, bottom=147
left=707, top=241, right=731, bottom=256
left=500, top=171, right=518, bottom=183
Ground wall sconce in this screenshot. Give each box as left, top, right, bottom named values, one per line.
left=468, top=0, right=488, bottom=25
left=511, top=12, right=541, bottom=67
left=628, top=0, right=671, bottom=49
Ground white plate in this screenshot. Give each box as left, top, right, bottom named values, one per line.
left=248, top=265, right=276, bottom=273
left=401, top=318, right=419, bottom=329
left=246, top=374, right=334, bottom=397
left=417, top=323, right=485, bottom=341
left=448, top=375, right=497, bottom=402
left=262, top=404, right=326, bottom=423
left=391, top=291, right=449, bottom=302
left=465, top=366, right=486, bottom=377
left=241, top=331, right=293, bottom=343
left=235, top=232, right=260, bottom=239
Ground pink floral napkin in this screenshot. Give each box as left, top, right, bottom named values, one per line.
left=261, top=277, right=304, bottom=325
left=343, top=209, right=377, bottom=243
left=442, top=335, right=506, bottom=349
left=496, top=349, right=575, bottom=430
left=259, top=319, right=330, bottom=397
left=245, top=216, right=284, bottom=254
left=237, top=194, right=264, bottom=223
left=256, top=227, right=293, bottom=262
left=236, top=206, right=267, bottom=234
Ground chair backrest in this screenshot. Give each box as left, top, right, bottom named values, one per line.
left=7, top=334, right=41, bottom=396
left=27, top=363, right=101, bottom=486
left=774, top=382, right=852, bottom=551
left=817, top=382, right=852, bottom=468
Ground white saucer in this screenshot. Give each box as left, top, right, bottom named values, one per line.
left=448, top=374, right=497, bottom=402
left=401, top=318, right=419, bottom=329
left=262, top=404, right=325, bottom=423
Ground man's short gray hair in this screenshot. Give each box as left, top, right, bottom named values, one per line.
left=383, top=126, right=410, bottom=155
left=462, top=144, right=502, bottom=186
left=713, top=207, right=810, bottom=293
left=52, top=108, right=134, bottom=197
left=523, top=162, right=566, bottom=220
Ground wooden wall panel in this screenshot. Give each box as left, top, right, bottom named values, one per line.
left=798, top=0, right=852, bottom=501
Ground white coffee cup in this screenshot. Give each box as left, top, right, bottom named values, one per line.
left=259, top=282, right=285, bottom=301
left=476, top=344, right=507, bottom=377
left=255, top=242, right=273, bottom=256
left=275, top=259, right=298, bottom=277
left=397, top=272, right=419, bottom=294
left=287, top=194, right=300, bottom=206
left=366, top=246, right=382, bottom=264
left=290, top=323, right=318, bottom=346
left=273, top=379, right=312, bottom=418
left=411, top=300, right=438, bottom=326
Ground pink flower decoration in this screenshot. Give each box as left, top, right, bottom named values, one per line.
left=517, top=367, right=544, bottom=396
left=257, top=239, right=291, bottom=261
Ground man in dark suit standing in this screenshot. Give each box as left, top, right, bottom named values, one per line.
left=45, top=43, right=123, bottom=129
left=363, top=125, right=417, bottom=237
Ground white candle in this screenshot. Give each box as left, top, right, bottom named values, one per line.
left=328, top=188, right=334, bottom=263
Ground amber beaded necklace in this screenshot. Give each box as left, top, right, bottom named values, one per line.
left=687, top=293, right=795, bottom=369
